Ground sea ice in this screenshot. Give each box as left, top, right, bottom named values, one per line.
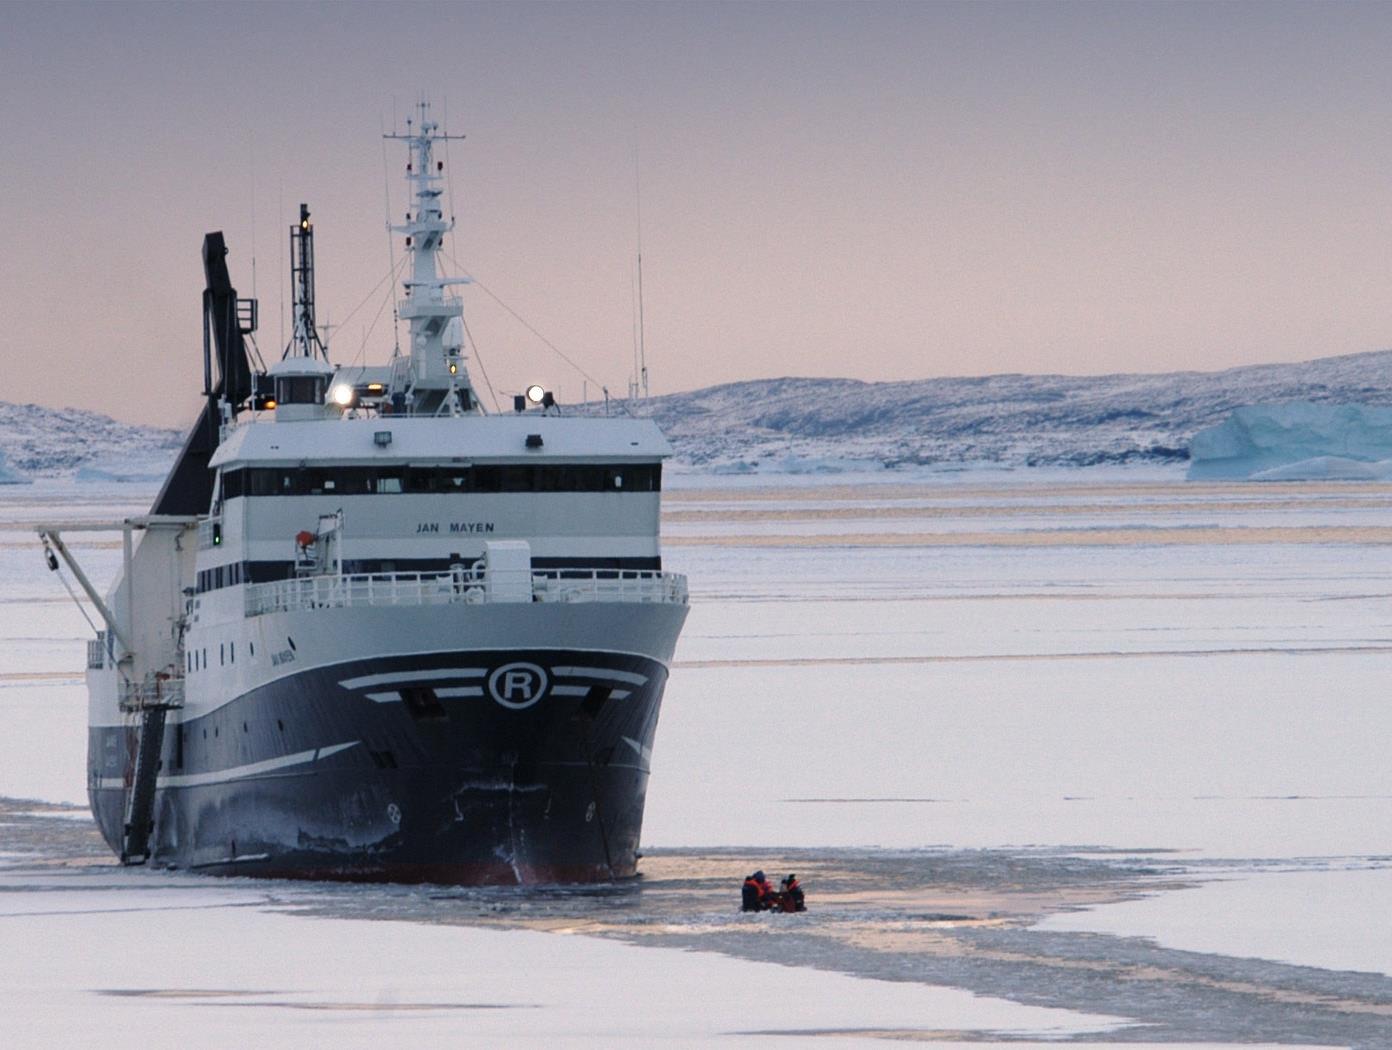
left=4, top=471, right=1392, bottom=1047
left=1036, top=866, right=1392, bottom=978
left=0, top=880, right=1122, bottom=1049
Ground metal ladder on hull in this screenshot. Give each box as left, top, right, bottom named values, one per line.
left=119, top=674, right=184, bottom=866
left=121, top=705, right=169, bottom=865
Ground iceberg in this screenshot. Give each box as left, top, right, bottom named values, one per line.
left=1248, top=456, right=1392, bottom=482
left=1187, top=402, right=1392, bottom=480
left=0, top=449, right=29, bottom=485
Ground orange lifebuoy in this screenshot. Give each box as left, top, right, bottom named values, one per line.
left=295, top=530, right=316, bottom=548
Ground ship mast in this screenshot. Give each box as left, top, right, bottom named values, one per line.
left=286, top=203, right=329, bottom=361
left=384, top=100, right=477, bottom=415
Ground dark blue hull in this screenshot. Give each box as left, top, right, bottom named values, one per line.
left=89, top=648, right=669, bottom=883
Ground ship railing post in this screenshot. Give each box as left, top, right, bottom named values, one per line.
left=122, top=525, right=133, bottom=660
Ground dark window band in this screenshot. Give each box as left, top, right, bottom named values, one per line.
left=219, top=463, right=661, bottom=500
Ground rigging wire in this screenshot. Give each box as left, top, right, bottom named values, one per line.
left=388, top=107, right=611, bottom=412
left=249, top=134, right=257, bottom=302
left=442, top=95, right=459, bottom=231
left=437, top=100, right=499, bottom=412
left=335, top=255, right=404, bottom=333
left=278, top=178, right=285, bottom=353
left=354, top=255, right=408, bottom=362
left=244, top=333, right=267, bottom=375
left=53, top=564, right=98, bottom=636
left=442, top=248, right=607, bottom=391
left=631, top=264, right=640, bottom=395
left=339, top=254, right=408, bottom=368
left=41, top=538, right=131, bottom=687
left=381, top=112, right=402, bottom=358
left=460, top=313, right=501, bottom=414
left=633, top=136, right=644, bottom=397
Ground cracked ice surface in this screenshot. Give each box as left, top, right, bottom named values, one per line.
left=3, top=471, right=1392, bottom=1047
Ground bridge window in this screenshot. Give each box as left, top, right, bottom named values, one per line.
left=221, top=462, right=661, bottom=496
left=274, top=375, right=326, bottom=405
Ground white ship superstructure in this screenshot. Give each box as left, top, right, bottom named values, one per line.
left=40, top=103, right=688, bottom=882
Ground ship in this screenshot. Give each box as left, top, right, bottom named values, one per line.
left=37, top=103, right=689, bottom=883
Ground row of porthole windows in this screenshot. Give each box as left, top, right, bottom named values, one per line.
left=186, top=638, right=297, bottom=673
left=185, top=642, right=244, bottom=672
left=169, top=716, right=291, bottom=770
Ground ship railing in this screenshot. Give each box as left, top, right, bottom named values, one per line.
left=244, top=567, right=688, bottom=617
left=530, top=569, right=690, bottom=605
left=118, top=674, right=185, bottom=713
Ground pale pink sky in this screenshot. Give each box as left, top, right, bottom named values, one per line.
left=5, top=1, right=1392, bottom=426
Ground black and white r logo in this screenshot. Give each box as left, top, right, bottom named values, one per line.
left=487, top=662, right=549, bottom=709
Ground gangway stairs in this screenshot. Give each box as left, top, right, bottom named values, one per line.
left=119, top=675, right=184, bottom=865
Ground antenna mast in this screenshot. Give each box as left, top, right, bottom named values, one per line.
left=383, top=99, right=476, bottom=414
left=286, top=203, right=329, bottom=361
left=637, top=251, right=648, bottom=399
left=635, top=145, right=649, bottom=399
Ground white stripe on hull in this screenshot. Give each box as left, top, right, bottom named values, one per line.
left=552, top=666, right=648, bottom=686
left=339, top=667, right=486, bottom=689
left=95, top=740, right=360, bottom=791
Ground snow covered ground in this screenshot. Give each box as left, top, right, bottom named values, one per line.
left=2, top=468, right=1390, bottom=1046
left=3, top=867, right=1118, bottom=1049
left=1037, top=864, right=1392, bottom=979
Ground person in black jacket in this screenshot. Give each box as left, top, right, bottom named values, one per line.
left=778, top=874, right=806, bottom=912
left=741, top=870, right=773, bottom=911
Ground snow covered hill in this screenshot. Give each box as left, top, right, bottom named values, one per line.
left=0, top=402, right=182, bottom=480
left=7, top=349, right=1392, bottom=478
left=621, top=349, right=1392, bottom=470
